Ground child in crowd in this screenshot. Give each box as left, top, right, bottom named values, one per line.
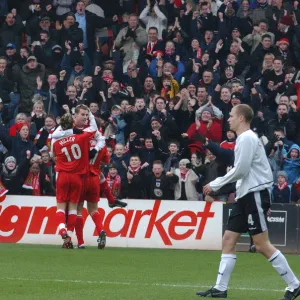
left=282, top=144, right=300, bottom=184
left=110, top=143, right=129, bottom=180
left=110, top=104, right=127, bottom=145
left=105, top=163, right=122, bottom=199
left=129, top=132, right=156, bottom=173
left=272, top=171, right=298, bottom=203
left=157, top=139, right=182, bottom=172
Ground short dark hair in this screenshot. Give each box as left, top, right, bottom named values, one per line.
left=274, top=127, right=285, bottom=134
left=234, top=104, right=254, bottom=123
left=153, top=160, right=163, bottom=166
left=198, top=86, right=208, bottom=92
left=40, top=30, right=50, bottom=37
left=274, top=57, right=283, bottom=63
left=168, top=140, right=179, bottom=148
left=130, top=155, right=141, bottom=160
left=148, top=27, right=158, bottom=32
left=262, top=34, right=272, bottom=40
left=259, top=19, right=269, bottom=26
left=278, top=103, right=288, bottom=110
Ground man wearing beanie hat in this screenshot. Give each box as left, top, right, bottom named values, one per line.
left=272, top=170, right=298, bottom=203
left=277, top=15, right=295, bottom=45
left=276, top=38, right=292, bottom=66
left=4, top=156, right=17, bottom=170
left=231, top=92, right=244, bottom=106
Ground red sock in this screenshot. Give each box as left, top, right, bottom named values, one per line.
left=67, top=211, right=77, bottom=237
left=56, top=210, right=66, bottom=237
left=75, top=215, right=84, bottom=246
left=101, top=180, right=115, bottom=204
left=91, top=211, right=103, bottom=235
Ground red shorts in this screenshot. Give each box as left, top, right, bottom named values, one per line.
left=80, top=174, right=100, bottom=203
left=56, top=172, right=84, bottom=203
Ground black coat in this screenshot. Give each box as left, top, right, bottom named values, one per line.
left=122, top=168, right=147, bottom=199
left=1, top=158, right=30, bottom=195
left=146, top=173, right=178, bottom=200
left=85, top=11, right=115, bottom=52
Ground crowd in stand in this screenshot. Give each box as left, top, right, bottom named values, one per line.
left=0, top=0, right=300, bottom=203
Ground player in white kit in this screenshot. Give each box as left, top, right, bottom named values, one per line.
left=197, top=104, right=300, bottom=300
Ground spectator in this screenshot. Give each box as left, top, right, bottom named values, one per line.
left=122, top=155, right=147, bottom=198
left=52, top=0, right=74, bottom=19
left=187, top=106, right=223, bottom=153
left=146, top=160, right=177, bottom=199
left=173, top=158, right=199, bottom=200
left=22, top=161, right=52, bottom=195
left=282, top=144, right=300, bottom=184
left=105, top=163, right=122, bottom=199
left=13, top=56, right=46, bottom=114
left=0, top=122, right=38, bottom=164
left=272, top=171, right=298, bottom=203
left=115, top=14, right=147, bottom=66
left=139, top=0, right=167, bottom=39
left=0, top=153, right=31, bottom=195
left=34, top=115, right=57, bottom=150
left=110, top=143, right=129, bottom=180
left=0, top=12, right=24, bottom=54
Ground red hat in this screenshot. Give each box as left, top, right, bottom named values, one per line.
left=278, top=38, right=290, bottom=46
left=279, top=15, right=293, bottom=26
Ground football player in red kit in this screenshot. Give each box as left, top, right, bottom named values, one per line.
left=52, top=107, right=97, bottom=248
left=53, top=110, right=127, bottom=249
left=75, top=144, right=127, bottom=249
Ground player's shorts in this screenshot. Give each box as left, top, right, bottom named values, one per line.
left=80, top=174, right=100, bottom=203
left=56, top=172, right=84, bottom=203
left=227, top=189, right=271, bottom=236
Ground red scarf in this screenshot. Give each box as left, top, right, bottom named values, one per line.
left=102, top=76, right=113, bottom=84
left=180, top=171, right=189, bottom=182
left=9, top=122, right=29, bottom=137
left=295, top=182, right=300, bottom=193
left=196, top=47, right=202, bottom=59
left=128, top=165, right=141, bottom=175
left=34, top=127, right=56, bottom=149
left=0, top=178, right=8, bottom=196
left=276, top=182, right=288, bottom=190
left=106, top=174, right=122, bottom=198
left=23, top=172, right=41, bottom=196
left=296, top=82, right=300, bottom=109
left=161, top=87, right=169, bottom=100
left=147, top=41, right=157, bottom=54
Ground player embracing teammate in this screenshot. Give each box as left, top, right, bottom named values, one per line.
left=52, top=104, right=127, bottom=249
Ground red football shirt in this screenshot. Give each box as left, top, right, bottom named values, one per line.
left=53, top=131, right=95, bottom=174
left=89, top=144, right=110, bottom=176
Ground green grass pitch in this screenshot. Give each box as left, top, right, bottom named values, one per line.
left=0, top=244, right=299, bottom=300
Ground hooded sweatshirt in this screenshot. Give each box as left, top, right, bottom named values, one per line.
left=283, top=144, right=300, bottom=184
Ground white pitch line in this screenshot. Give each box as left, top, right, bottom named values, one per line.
left=0, top=277, right=284, bottom=293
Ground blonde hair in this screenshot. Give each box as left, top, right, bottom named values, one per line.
left=262, top=53, right=275, bottom=73
left=33, top=100, right=44, bottom=110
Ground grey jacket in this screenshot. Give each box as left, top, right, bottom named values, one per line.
left=52, top=0, right=74, bottom=16
left=115, top=25, right=147, bottom=63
